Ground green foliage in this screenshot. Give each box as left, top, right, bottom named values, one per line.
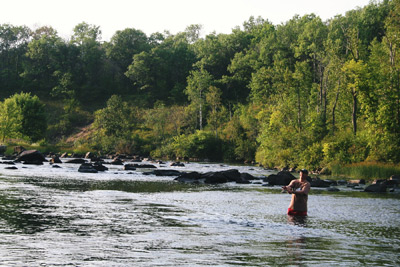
left=0, top=92, right=47, bottom=142
left=90, top=95, right=137, bottom=154
left=158, top=131, right=223, bottom=161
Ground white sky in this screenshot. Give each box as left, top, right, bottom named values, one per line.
left=2, top=0, right=373, bottom=41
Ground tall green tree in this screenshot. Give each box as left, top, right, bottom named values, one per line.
left=0, top=24, right=30, bottom=98
left=0, top=92, right=46, bottom=142
left=21, top=26, right=64, bottom=97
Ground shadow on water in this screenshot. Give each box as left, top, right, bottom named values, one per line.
left=0, top=193, right=70, bottom=234
left=6, top=176, right=206, bottom=193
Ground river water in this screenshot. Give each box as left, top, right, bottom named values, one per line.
left=0, top=160, right=399, bottom=266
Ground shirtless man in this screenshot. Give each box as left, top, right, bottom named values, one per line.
left=282, top=169, right=311, bottom=216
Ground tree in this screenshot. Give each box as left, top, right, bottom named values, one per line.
left=0, top=24, right=30, bottom=98
left=0, top=92, right=47, bottom=142
left=0, top=96, right=21, bottom=142
left=125, top=33, right=196, bottom=105
left=14, top=92, right=47, bottom=141
left=342, top=59, right=367, bottom=135
left=105, top=28, right=150, bottom=71
left=185, top=68, right=213, bottom=130
left=21, top=26, right=65, bottom=97
left=205, top=86, right=225, bottom=138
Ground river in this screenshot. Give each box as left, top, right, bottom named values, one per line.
left=0, top=160, right=399, bottom=266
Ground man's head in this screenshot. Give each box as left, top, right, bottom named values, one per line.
left=300, top=169, right=308, bottom=176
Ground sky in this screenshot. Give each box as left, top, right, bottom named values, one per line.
left=2, top=0, right=373, bottom=41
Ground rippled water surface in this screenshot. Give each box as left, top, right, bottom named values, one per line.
left=0, top=161, right=399, bottom=266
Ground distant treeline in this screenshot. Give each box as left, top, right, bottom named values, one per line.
left=1, top=0, right=399, bottom=169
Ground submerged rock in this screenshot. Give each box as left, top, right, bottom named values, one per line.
left=5, top=166, right=18, bottom=170
left=327, top=187, right=340, bottom=192
left=65, top=158, right=87, bottom=164
left=124, top=163, right=157, bottom=169
left=170, top=162, right=185, bottom=167
left=144, top=169, right=182, bottom=176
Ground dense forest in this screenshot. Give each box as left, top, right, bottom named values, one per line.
left=1, top=0, right=399, bottom=170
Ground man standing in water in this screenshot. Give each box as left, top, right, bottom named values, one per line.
left=282, top=169, right=311, bottom=216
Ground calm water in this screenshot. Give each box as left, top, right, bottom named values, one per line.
left=0, top=160, right=399, bottom=266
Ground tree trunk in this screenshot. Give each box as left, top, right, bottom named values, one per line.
left=297, top=88, right=302, bottom=132
left=199, top=90, right=203, bottom=130
left=352, top=91, right=357, bottom=135
left=199, top=102, right=202, bottom=130
left=332, top=80, right=341, bottom=134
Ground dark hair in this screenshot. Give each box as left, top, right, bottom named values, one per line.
left=300, top=169, right=308, bottom=175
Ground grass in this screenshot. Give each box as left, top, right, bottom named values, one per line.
left=331, top=162, right=400, bottom=182
left=1, top=141, right=92, bottom=156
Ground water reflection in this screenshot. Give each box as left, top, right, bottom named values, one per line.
left=285, top=215, right=308, bottom=266
left=287, top=215, right=307, bottom=227
left=286, top=235, right=307, bottom=266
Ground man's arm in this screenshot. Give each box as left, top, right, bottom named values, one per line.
left=282, top=180, right=297, bottom=193
left=292, top=182, right=310, bottom=195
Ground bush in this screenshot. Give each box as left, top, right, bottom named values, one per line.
left=157, top=130, right=224, bottom=161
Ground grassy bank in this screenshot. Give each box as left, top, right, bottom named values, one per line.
left=331, top=162, right=400, bottom=181
left=1, top=142, right=90, bottom=156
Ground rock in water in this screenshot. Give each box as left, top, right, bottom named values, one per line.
left=264, top=171, right=296, bottom=186
left=364, top=183, right=387, bottom=193
left=17, top=150, right=46, bottom=164
left=78, top=163, right=98, bottom=173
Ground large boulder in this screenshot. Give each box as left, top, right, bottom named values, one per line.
left=0, top=145, right=6, bottom=154
left=264, top=171, right=296, bottom=186
left=17, top=150, right=46, bottom=164
left=199, top=169, right=242, bottom=184
left=220, top=169, right=241, bottom=182
left=201, top=171, right=228, bottom=184
left=364, top=183, right=387, bottom=193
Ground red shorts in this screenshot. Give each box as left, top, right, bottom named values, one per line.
left=287, top=208, right=307, bottom=216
